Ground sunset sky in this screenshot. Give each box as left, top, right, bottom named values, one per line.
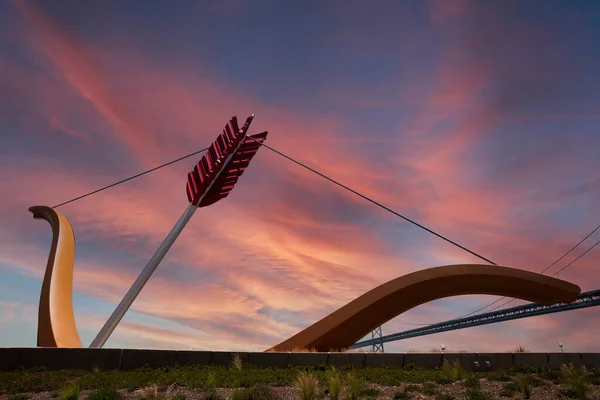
left=1, top=0, right=600, bottom=353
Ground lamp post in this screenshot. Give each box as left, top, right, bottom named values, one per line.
left=558, top=342, right=564, bottom=352
left=441, top=344, right=445, bottom=353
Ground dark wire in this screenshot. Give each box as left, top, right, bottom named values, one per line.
left=246, top=136, right=497, bottom=265
left=483, top=238, right=600, bottom=313
left=54, top=136, right=494, bottom=266
left=399, top=224, right=600, bottom=326
left=552, top=237, right=600, bottom=276
left=50, top=135, right=599, bottom=328
left=453, top=223, right=600, bottom=319
left=52, top=147, right=209, bottom=208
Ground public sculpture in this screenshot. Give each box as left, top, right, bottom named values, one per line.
left=28, top=115, right=582, bottom=350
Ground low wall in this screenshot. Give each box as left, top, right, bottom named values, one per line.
left=1, top=348, right=599, bottom=372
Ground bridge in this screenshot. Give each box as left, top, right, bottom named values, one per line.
left=350, top=289, right=600, bottom=350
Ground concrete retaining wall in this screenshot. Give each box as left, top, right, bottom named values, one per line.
left=1, top=348, right=599, bottom=372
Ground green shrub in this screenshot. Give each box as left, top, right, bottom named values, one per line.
left=139, top=386, right=158, bottom=400
left=465, top=390, right=488, bottom=400
left=294, top=371, right=319, bottom=400
left=487, top=371, right=512, bottom=382
left=231, top=389, right=246, bottom=400
left=346, top=372, right=365, bottom=400
left=206, top=372, right=217, bottom=390
left=234, top=385, right=276, bottom=400
left=439, top=360, right=466, bottom=382
left=511, top=365, right=541, bottom=373
left=86, top=388, right=124, bottom=400
left=588, top=368, right=600, bottom=385
left=517, top=375, right=531, bottom=399
left=327, top=370, right=343, bottom=400
left=361, top=387, right=382, bottom=397
left=58, top=383, right=80, bottom=400
left=560, top=363, right=590, bottom=400
left=231, top=354, right=243, bottom=372
left=201, top=389, right=221, bottom=400
left=464, top=375, right=479, bottom=388
left=434, top=377, right=453, bottom=385
left=539, top=367, right=561, bottom=383
left=376, top=374, right=401, bottom=386
left=8, top=395, right=29, bottom=400
left=527, top=375, right=544, bottom=387
left=393, top=391, right=412, bottom=400
left=499, top=381, right=517, bottom=397
left=421, top=382, right=437, bottom=395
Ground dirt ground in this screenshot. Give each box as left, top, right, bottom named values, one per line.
left=2, top=379, right=600, bottom=400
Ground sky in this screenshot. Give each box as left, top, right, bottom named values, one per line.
left=1, top=0, right=599, bottom=353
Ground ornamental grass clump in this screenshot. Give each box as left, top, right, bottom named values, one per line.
left=294, top=371, right=319, bottom=400
left=57, top=383, right=80, bottom=400
left=326, top=369, right=343, bottom=400
left=231, top=354, right=243, bottom=372
left=561, top=363, right=591, bottom=400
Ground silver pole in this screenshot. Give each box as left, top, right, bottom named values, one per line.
left=89, top=131, right=248, bottom=348
left=89, top=203, right=197, bottom=348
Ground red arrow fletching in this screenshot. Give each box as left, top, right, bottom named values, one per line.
left=186, top=116, right=268, bottom=207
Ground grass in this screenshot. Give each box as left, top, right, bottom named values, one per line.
left=139, top=384, right=186, bottom=400
left=1, top=362, right=598, bottom=399
left=463, top=374, right=480, bottom=388
left=420, top=382, right=437, bottom=395
left=345, top=372, right=366, bottom=400
left=293, top=371, right=319, bottom=400
left=326, top=369, right=343, bottom=400
left=517, top=375, right=532, bottom=399
left=487, top=370, right=512, bottom=382
left=57, top=382, right=80, bottom=400
left=8, top=396, right=29, bottom=400
left=560, top=363, right=591, bottom=400
left=499, top=381, right=517, bottom=397
left=231, top=354, right=243, bottom=373
left=438, top=359, right=467, bottom=383
left=87, top=388, right=124, bottom=400
left=465, top=390, right=489, bottom=400
left=393, top=390, right=412, bottom=399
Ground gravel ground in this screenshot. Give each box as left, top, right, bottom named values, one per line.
left=2, top=379, right=600, bottom=400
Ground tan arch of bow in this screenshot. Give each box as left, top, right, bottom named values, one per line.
left=267, top=264, right=581, bottom=352
left=30, top=205, right=82, bottom=348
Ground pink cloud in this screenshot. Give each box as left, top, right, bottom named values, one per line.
left=427, top=0, right=469, bottom=23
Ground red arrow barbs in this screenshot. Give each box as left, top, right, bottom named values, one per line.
left=186, top=114, right=268, bottom=208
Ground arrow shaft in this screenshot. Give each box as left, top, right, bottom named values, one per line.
left=89, top=129, right=250, bottom=349
left=89, top=202, right=197, bottom=348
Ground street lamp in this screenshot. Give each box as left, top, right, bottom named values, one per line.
left=558, top=342, right=564, bottom=352
left=441, top=344, right=445, bottom=353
